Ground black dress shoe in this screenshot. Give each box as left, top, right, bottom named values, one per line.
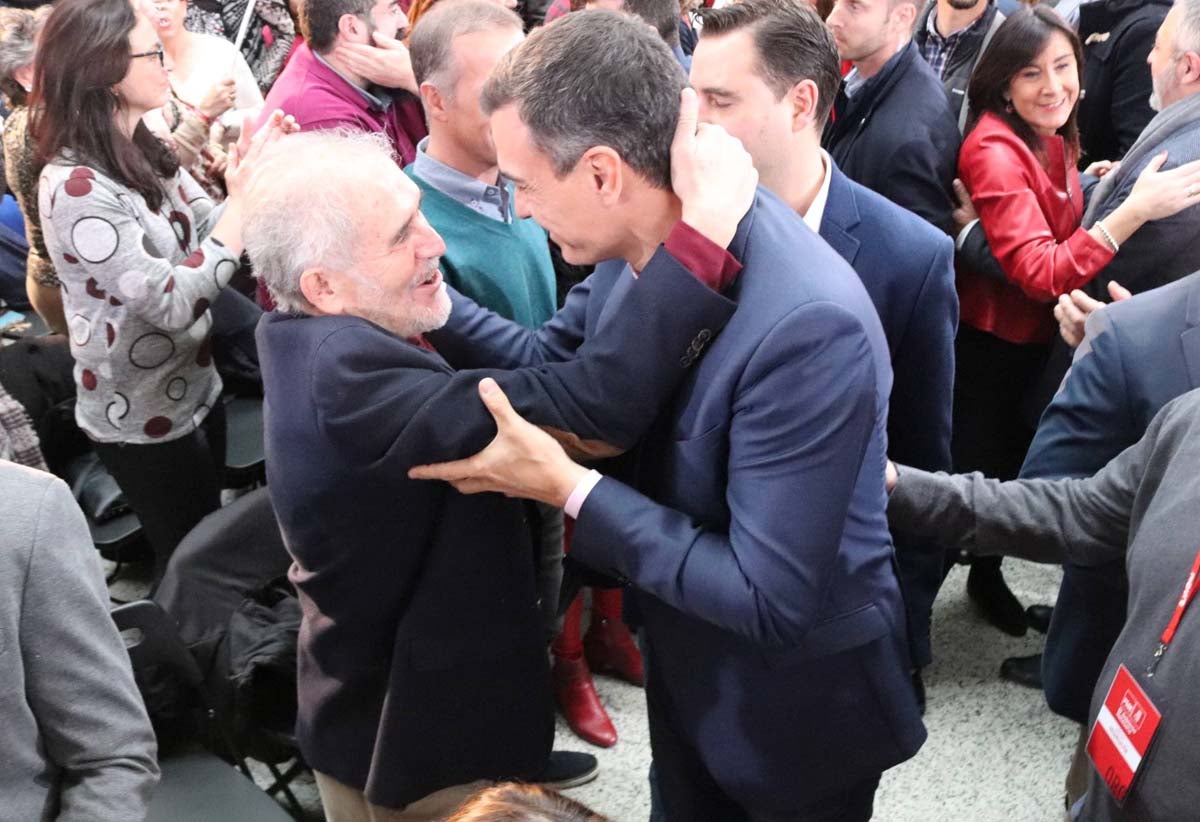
left=1026, top=604, right=1053, bottom=634
left=967, top=562, right=1027, bottom=637
left=999, top=653, right=1044, bottom=689
left=530, top=750, right=599, bottom=790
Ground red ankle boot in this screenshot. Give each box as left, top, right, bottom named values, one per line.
left=584, top=617, right=645, bottom=687
left=552, top=653, right=618, bottom=748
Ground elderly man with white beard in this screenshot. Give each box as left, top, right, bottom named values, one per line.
left=243, top=122, right=756, bottom=821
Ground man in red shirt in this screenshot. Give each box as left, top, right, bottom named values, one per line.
left=259, top=0, right=427, bottom=165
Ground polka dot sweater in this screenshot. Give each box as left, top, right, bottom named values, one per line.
left=39, top=160, right=240, bottom=444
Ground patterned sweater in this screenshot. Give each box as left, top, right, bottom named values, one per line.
left=39, top=159, right=239, bottom=444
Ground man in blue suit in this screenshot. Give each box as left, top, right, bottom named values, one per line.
left=688, top=0, right=958, bottom=691
left=1013, top=270, right=1200, bottom=804
left=414, top=10, right=926, bottom=820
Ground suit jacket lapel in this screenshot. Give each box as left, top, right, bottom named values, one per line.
left=819, top=164, right=862, bottom=267
left=595, top=265, right=635, bottom=333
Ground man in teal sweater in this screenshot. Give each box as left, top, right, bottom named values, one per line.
left=406, top=0, right=611, bottom=778
left=407, top=2, right=555, bottom=329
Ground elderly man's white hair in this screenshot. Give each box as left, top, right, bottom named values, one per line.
left=1179, top=0, right=1200, bottom=54
left=243, top=130, right=398, bottom=313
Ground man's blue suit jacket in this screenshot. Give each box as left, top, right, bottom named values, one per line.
left=431, top=189, right=927, bottom=811
left=821, top=163, right=958, bottom=668
left=1021, top=271, right=1200, bottom=723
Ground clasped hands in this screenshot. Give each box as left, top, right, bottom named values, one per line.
left=408, top=89, right=757, bottom=505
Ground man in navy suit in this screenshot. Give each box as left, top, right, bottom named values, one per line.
left=245, top=122, right=756, bottom=818
left=823, top=0, right=960, bottom=233
left=1013, top=270, right=1200, bottom=803
left=413, top=11, right=926, bottom=820
left=689, top=0, right=958, bottom=689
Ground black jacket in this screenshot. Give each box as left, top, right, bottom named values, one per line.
left=1077, top=0, right=1170, bottom=164
left=823, top=42, right=961, bottom=234
left=912, top=1, right=1005, bottom=131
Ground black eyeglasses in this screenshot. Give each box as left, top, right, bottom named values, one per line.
left=131, top=46, right=165, bottom=66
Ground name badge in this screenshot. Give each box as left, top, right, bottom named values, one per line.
left=1086, top=664, right=1162, bottom=805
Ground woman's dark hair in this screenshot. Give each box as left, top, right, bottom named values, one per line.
left=966, top=6, right=1083, bottom=161
left=30, top=0, right=179, bottom=211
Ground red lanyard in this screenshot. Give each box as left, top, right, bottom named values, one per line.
left=1147, top=546, right=1200, bottom=677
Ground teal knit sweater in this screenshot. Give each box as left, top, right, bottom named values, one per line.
left=407, top=169, right=557, bottom=329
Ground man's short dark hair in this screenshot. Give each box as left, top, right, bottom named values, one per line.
left=700, top=0, right=841, bottom=127
left=303, top=0, right=376, bottom=53
left=410, top=0, right=524, bottom=95
left=625, top=0, right=682, bottom=46
left=481, top=10, right=684, bottom=190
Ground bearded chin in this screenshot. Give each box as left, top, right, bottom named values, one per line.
left=358, top=287, right=452, bottom=339
left=410, top=289, right=453, bottom=334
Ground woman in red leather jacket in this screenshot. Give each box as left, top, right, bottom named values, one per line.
left=951, top=6, right=1200, bottom=636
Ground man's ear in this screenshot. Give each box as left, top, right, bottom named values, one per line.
left=1181, top=49, right=1200, bottom=87
left=790, top=78, right=820, bottom=133
left=299, top=268, right=344, bottom=314
left=419, top=81, right=449, bottom=122
left=337, top=12, right=366, bottom=43
left=580, top=146, right=624, bottom=207
left=891, top=0, right=917, bottom=32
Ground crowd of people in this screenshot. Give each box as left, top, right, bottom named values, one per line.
left=2, top=0, right=1200, bottom=819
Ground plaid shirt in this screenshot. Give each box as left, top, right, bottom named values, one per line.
left=919, top=10, right=986, bottom=80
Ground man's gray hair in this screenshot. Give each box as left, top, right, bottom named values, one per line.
left=243, top=130, right=397, bottom=313
left=410, top=0, right=524, bottom=100
left=1176, top=0, right=1200, bottom=55
left=0, top=6, right=48, bottom=106
left=480, top=10, right=685, bottom=190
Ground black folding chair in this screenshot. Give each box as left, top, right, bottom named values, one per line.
left=112, top=600, right=298, bottom=821
left=152, top=488, right=309, bottom=814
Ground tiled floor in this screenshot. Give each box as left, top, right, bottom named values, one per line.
left=559, top=561, right=1077, bottom=822
left=111, top=558, right=1079, bottom=821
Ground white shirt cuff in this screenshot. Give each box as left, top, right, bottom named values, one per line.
left=564, top=469, right=604, bottom=519
left=955, top=219, right=979, bottom=251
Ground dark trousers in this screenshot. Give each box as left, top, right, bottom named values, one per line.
left=647, top=685, right=879, bottom=822
left=94, top=401, right=226, bottom=582
left=951, top=325, right=1048, bottom=577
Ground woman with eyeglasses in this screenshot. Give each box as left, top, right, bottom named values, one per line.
left=32, top=0, right=294, bottom=583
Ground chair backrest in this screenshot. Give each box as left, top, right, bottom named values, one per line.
left=112, top=600, right=207, bottom=693
left=114, top=599, right=252, bottom=767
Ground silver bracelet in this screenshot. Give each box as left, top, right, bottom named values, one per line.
left=1094, top=220, right=1120, bottom=253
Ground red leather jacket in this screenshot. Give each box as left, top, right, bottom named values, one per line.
left=957, top=112, right=1114, bottom=344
